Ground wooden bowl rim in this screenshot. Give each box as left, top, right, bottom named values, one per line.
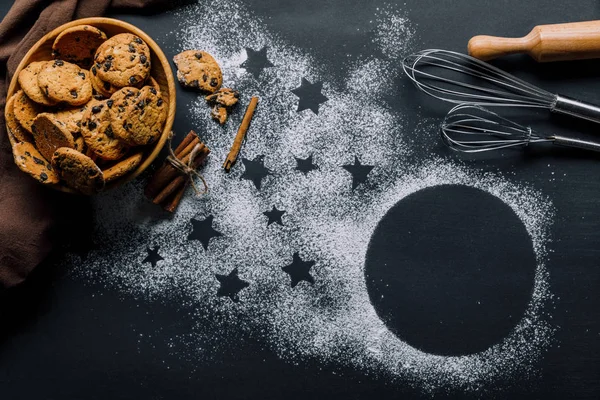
left=5, top=17, right=176, bottom=194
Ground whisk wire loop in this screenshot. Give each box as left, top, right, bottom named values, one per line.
left=414, top=54, right=534, bottom=97
left=441, top=51, right=552, bottom=100
left=441, top=104, right=553, bottom=153
left=403, top=49, right=556, bottom=108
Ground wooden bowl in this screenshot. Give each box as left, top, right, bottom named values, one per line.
left=5, top=17, right=176, bottom=194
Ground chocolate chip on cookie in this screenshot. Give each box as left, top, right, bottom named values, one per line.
left=13, top=90, right=46, bottom=134
left=18, top=61, right=58, bottom=106
left=102, top=151, right=143, bottom=183
left=52, top=147, right=105, bottom=195
left=81, top=99, right=129, bottom=161
left=110, top=85, right=166, bottom=146
left=31, top=112, right=76, bottom=161
left=94, top=33, right=151, bottom=88
left=5, top=93, right=33, bottom=143
left=52, top=25, right=107, bottom=68
left=12, top=142, right=59, bottom=184
left=37, top=60, right=92, bottom=106
left=173, top=50, right=222, bottom=93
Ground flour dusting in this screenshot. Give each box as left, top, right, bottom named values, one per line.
left=67, top=0, right=555, bottom=394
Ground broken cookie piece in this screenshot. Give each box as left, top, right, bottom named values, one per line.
left=205, top=88, right=239, bottom=107
left=205, top=87, right=239, bottom=124
left=210, top=105, right=228, bottom=125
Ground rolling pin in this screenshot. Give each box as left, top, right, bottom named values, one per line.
left=468, top=20, right=600, bottom=62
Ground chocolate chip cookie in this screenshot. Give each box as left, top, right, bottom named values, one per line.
left=13, top=90, right=45, bottom=133
left=81, top=99, right=129, bottom=160
left=94, top=33, right=151, bottom=88
left=173, top=50, right=222, bottom=93
left=52, top=147, right=105, bottom=195
left=37, top=60, right=92, bottom=106
left=18, top=61, right=57, bottom=106
left=31, top=112, right=75, bottom=161
left=106, top=86, right=140, bottom=138
left=110, top=85, right=166, bottom=146
left=5, top=93, right=32, bottom=143
left=52, top=25, right=107, bottom=68
left=102, top=151, right=143, bottom=183
left=12, top=142, right=59, bottom=184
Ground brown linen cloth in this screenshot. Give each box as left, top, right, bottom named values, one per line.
left=0, top=0, right=172, bottom=288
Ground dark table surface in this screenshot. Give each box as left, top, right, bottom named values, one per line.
left=1, top=0, right=600, bottom=399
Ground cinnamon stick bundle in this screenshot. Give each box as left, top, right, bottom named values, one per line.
left=145, top=131, right=198, bottom=198
left=152, top=153, right=206, bottom=204
left=145, top=130, right=210, bottom=212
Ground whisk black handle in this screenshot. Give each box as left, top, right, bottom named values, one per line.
left=552, top=95, right=600, bottom=125
left=553, top=135, right=600, bottom=152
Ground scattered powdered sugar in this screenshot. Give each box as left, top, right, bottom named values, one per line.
left=67, top=0, right=556, bottom=394
left=372, top=4, right=417, bottom=60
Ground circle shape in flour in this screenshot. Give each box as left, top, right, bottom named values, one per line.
left=364, top=184, right=537, bottom=356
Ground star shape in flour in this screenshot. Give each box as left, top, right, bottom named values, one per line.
left=282, top=252, right=316, bottom=288
left=188, top=215, right=222, bottom=250
left=241, top=155, right=272, bottom=190
left=295, top=154, right=319, bottom=174
left=263, top=206, right=285, bottom=226
left=142, top=246, right=164, bottom=268
left=342, top=156, right=374, bottom=190
left=291, top=78, right=328, bottom=114
left=216, top=268, right=250, bottom=303
left=240, top=46, right=274, bottom=78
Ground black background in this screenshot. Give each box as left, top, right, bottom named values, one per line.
left=1, top=0, right=600, bottom=399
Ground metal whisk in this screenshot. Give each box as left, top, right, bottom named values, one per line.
left=403, top=49, right=600, bottom=125
left=441, top=104, right=600, bottom=153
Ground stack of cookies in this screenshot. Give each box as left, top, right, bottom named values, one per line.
left=6, top=25, right=167, bottom=195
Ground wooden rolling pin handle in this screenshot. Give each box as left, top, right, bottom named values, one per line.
left=469, top=20, right=600, bottom=63
left=468, top=35, right=531, bottom=61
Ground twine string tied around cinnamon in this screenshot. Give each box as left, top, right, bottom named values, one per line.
left=165, top=132, right=208, bottom=195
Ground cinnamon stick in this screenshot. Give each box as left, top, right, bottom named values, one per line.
left=173, top=131, right=197, bottom=155
left=163, top=181, right=189, bottom=212
left=176, top=137, right=201, bottom=162
left=152, top=151, right=208, bottom=204
left=179, top=142, right=207, bottom=166
left=223, top=96, right=259, bottom=172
